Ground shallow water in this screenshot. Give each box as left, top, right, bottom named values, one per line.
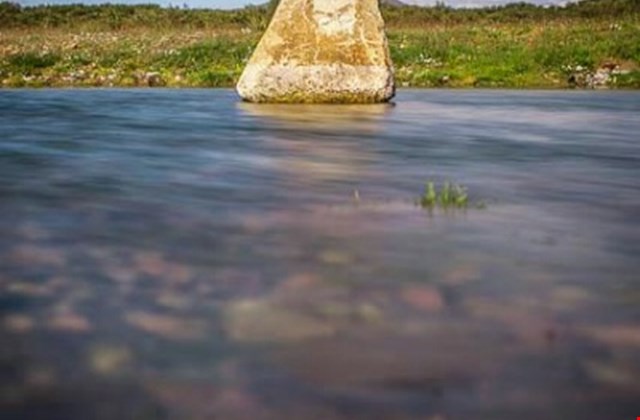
left=0, top=89, right=639, bottom=419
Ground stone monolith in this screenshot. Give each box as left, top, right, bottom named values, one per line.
left=236, top=0, right=395, bottom=103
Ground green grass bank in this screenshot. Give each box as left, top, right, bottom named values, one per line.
left=1, top=0, right=639, bottom=88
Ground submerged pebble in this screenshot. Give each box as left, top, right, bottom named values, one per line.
left=155, top=292, right=191, bottom=310
left=6, top=281, right=52, bottom=297
left=10, top=245, right=66, bottom=267
left=318, top=250, right=353, bottom=265
left=582, top=325, right=640, bottom=349
left=583, top=359, right=639, bottom=387
left=125, top=311, right=206, bottom=341
left=88, top=344, right=133, bottom=375
left=2, top=314, right=35, bottom=333
left=24, top=366, right=56, bottom=387
left=47, top=312, right=92, bottom=333
left=401, top=285, right=445, bottom=313
left=224, top=299, right=335, bottom=343
left=550, top=286, right=592, bottom=309
left=442, top=264, right=479, bottom=285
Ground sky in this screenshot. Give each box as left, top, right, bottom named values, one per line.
left=14, top=0, right=578, bottom=10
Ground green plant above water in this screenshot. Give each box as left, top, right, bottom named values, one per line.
left=419, top=181, right=469, bottom=209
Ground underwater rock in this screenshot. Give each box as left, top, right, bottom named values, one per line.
left=582, top=325, right=640, bottom=349
left=2, top=314, right=35, bottom=333
left=236, top=0, right=395, bottom=103
left=224, top=299, right=335, bottom=343
left=89, top=344, right=133, bottom=375
left=47, top=311, right=92, bottom=333
left=401, top=285, right=444, bottom=313
left=125, top=311, right=206, bottom=341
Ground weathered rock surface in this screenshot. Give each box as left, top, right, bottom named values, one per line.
left=565, top=61, right=632, bottom=89
left=236, top=0, right=395, bottom=103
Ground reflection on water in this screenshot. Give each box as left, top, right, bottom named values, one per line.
left=0, top=89, right=639, bottom=420
left=237, top=102, right=393, bottom=130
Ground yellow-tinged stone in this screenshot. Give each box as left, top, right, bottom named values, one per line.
left=224, top=299, right=335, bottom=343
left=236, top=0, right=395, bottom=103
left=88, top=344, right=132, bottom=375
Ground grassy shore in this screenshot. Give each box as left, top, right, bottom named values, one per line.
left=1, top=0, right=639, bottom=88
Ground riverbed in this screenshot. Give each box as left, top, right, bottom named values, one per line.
left=1, top=89, right=639, bottom=419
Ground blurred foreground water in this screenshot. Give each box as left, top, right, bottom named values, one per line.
left=1, top=89, right=639, bottom=419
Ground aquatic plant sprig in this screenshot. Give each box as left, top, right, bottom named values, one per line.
left=419, top=181, right=471, bottom=209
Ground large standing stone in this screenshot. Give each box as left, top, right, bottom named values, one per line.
left=236, top=0, right=395, bottom=103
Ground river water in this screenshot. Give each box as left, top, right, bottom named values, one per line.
left=0, top=89, right=639, bottom=419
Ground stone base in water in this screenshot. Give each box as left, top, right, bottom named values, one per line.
left=236, top=0, right=395, bottom=104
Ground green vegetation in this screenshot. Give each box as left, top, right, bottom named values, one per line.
left=419, top=181, right=469, bottom=209
left=0, top=0, right=639, bottom=88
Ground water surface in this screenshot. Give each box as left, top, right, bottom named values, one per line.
left=1, top=89, right=639, bottom=419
